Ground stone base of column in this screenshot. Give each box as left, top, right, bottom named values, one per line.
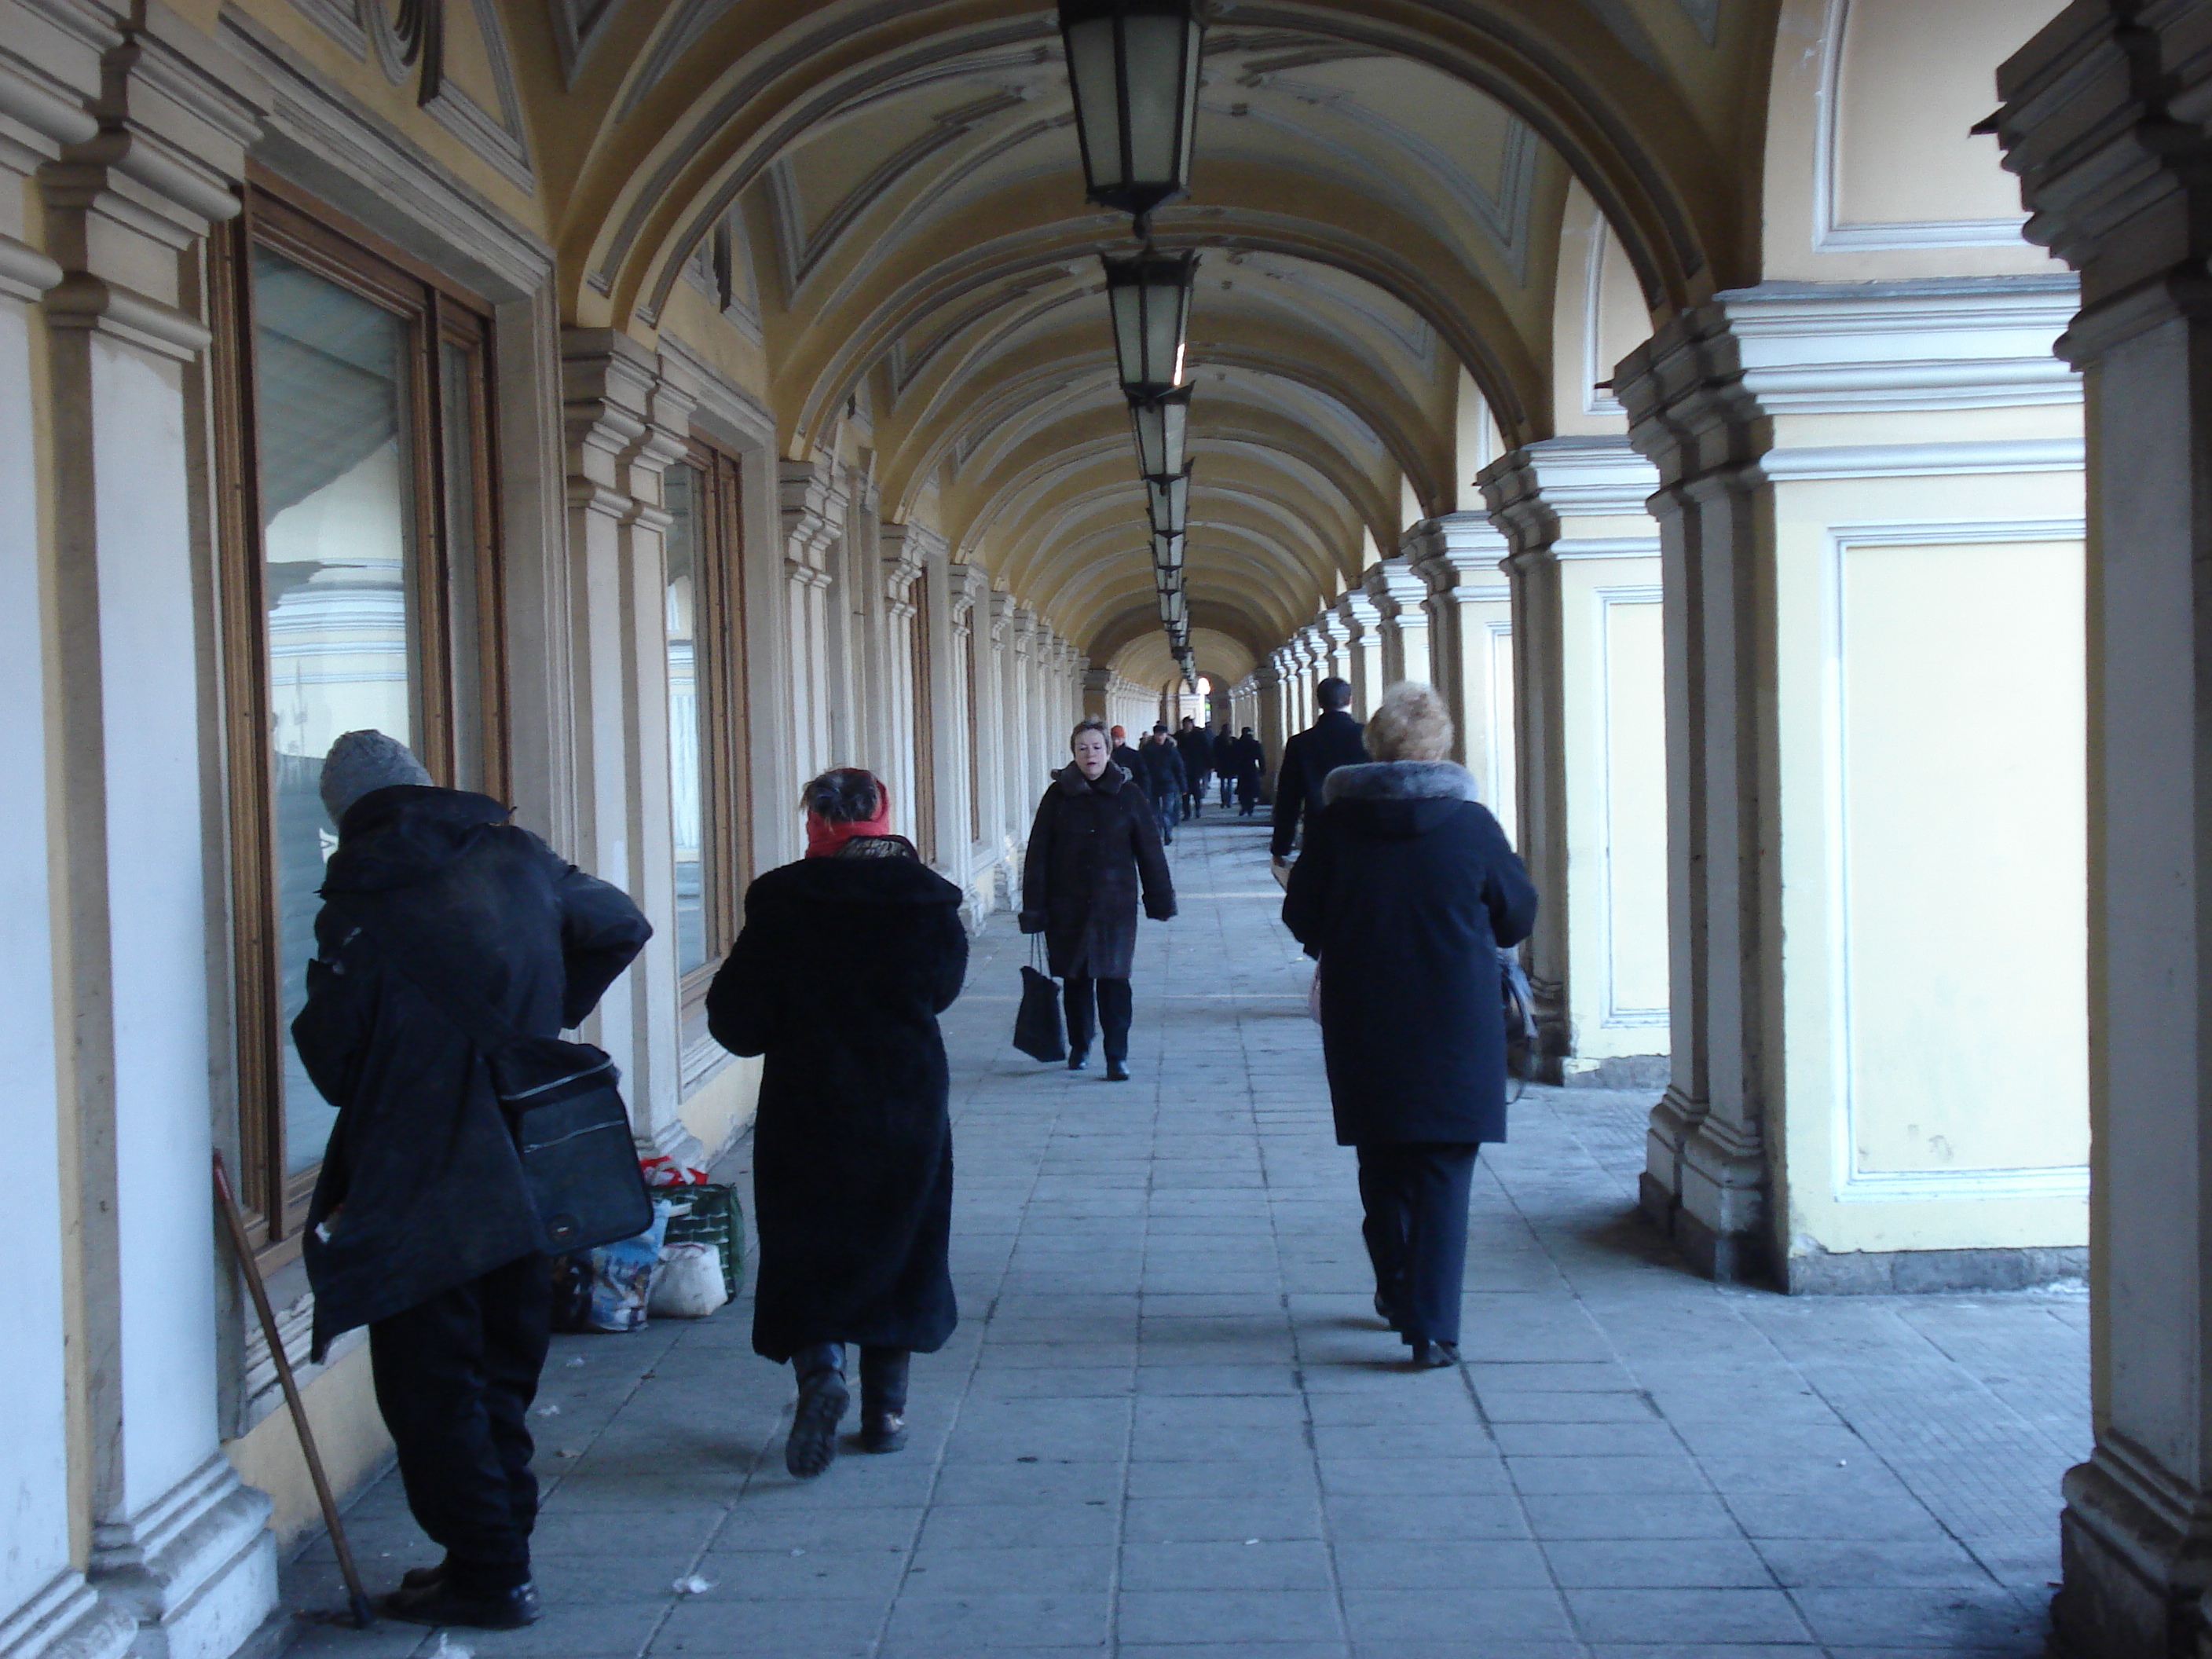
left=1530, top=975, right=1569, bottom=1086
left=1641, top=1091, right=1771, bottom=1283
left=89, top=1456, right=274, bottom=1659
left=0, top=1569, right=136, bottom=1659
left=2053, top=1436, right=2212, bottom=1658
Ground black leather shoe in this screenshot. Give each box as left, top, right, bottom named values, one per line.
left=1104, top=1059, right=1130, bottom=1082
left=786, top=1367, right=848, bottom=1478
left=382, top=1581, right=539, bottom=1630
left=397, top=1562, right=445, bottom=1591
left=1373, top=1291, right=1401, bottom=1332
left=1408, top=1340, right=1459, bottom=1370
left=1067, top=1050, right=1088, bottom=1071
left=859, top=1411, right=908, bottom=1453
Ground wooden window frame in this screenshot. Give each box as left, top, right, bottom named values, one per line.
left=210, top=178, right=507, bottom=1261
left=671, top=436, right=750, bottom=1033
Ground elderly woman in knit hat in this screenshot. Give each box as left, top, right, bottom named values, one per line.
left=705, top=769, right=969, bottom=1478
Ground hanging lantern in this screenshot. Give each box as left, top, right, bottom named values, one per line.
left=1157, top=586, right=1186, bottom=628
left=1152, top=530, right=1185, bottom=573
left=1058, top=0, right=1206, bottom=224
left=1104, top=251, right=1198, bottom=396
left=1128, top=385, right=1191, bottom=478
left=1145, top=464, right=1192, bottom=538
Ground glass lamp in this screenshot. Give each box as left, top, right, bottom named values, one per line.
left=1128, top=385, right=1191, bottom=478
left=1104, top=251, right=1197, bottom=395
left=1152, top=529, right=1185, bottom=573
left=1058, top=0, right=1206, bottom=224
left=1145, top=465, right=1191, bottom=538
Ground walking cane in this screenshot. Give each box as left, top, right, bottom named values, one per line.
left=212, top=1153, right=379, bottom=1630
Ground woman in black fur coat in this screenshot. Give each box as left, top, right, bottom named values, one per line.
left=706, top=769, right=969, bottom=1479
left=1020, top=720, right=1176, bottom=1080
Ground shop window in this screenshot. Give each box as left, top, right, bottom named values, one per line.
left=211, top=182, right=504, bottom=1256
left=661, top=440, right=749, bottom=1040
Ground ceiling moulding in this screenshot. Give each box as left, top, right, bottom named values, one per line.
left=547, top=0, right=626, bottom=87
left=297, top=0, right=533, bottom=189
left=221, top=9, right=551, bottom=299
left=1674, top=0, right=1719, bottom=47
left=1218, top=79, right=1538, bottom=283
left=606, top=14, right=1057, bottom=305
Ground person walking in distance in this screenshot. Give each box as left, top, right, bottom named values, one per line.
left=1022, top=720, right=1177, bottom=1081
left=1282, top=684, right=1537, bottom=1368
left=1140, top=724, right=1187, bottom=845
left=1109, top=724, right=1145, bottom=782
left=706, top=770, right=968, bottom=1479
left=1272, top=677, right=1368, bottom=877
left=1217, top=725, right=1236, bottom=808
left=1174, top=716, right=1214, bottom=819
left=292, top=731, right=652, bottom=1629
left=1232, top=727, right=1266, bottom=816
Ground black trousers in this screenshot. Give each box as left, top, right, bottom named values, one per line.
left=1355, top=1143, right=1479, bottom=1347
left=368, top=1252, right=551, bottom=1592
left=1064, top=974, right=1133, bottom=1062
left=1236, top=778, right=1258, bottom=815
left=1218, top=774, right=1234, bottom=808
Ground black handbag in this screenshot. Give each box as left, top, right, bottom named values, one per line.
left=1500, top=946, right=1539, bottom=1104
left=1013, top=934, right=1067, bottom=1062
left=329, top=901, right=653, bottom=1254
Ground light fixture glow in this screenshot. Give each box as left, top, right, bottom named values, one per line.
left=1128, top=386, right=1191, bottom=479
left=1145, top=464, right=1191, bottom=538
left=1104, top=251, right=1198, bottom=396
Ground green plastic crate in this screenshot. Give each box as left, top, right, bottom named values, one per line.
left=659, top=1182, right=743, bottom=1298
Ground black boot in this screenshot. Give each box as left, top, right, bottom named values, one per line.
left=383, top=1577, right=539, bottom=1630
left=786, top=1342, right=848, bottom=1478
left=859, top=1347, right=910, bottom=1453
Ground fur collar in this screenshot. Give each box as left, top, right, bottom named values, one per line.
left=1321, top=760, right=1480, bottom=807
left=1054, top=761, right=1127, bottom=797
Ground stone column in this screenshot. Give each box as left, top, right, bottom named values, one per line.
left=1616, top=278, right=2083, bottom=1289
left=778, top=460, right=844, bottom=788
left=1, top=11, right=193, bottom=1659
left=1258, top=655, right=1291, bottom=797
left=1337, top=591, right=1385, bottom=716
left=562, top=334, right=699, bottom=1159
left=943, top=561, right=987, bottom=892
left=1365, top=558, right=1431, bottom=687
left=1993, top=11, right=2212, bottom=1652
left=1482, top=438, right=1666, bottom=1086
left=35, top=8, right=286, bottom=1655
left=1410, top=513, right=1514, bottom=816
left=877, top=522, right=926, bottom=848
left=1009, top=608, right=1040, bottom=840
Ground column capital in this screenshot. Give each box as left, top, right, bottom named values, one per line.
left=1480, top=436, right=1660, bottom=545
left=1363, top=557, right=1429, bottom=625
left=778, top=457, right=848, bottom=567
left=947, top=560, right=988, bottom=621
left=1990, top=3, right=2212, bottom=358
left=1408, top=511, right=1510, bottom=597
left=562, top=331, right=700, bottom=511
left=1336, top=589, right=1382, bottom=637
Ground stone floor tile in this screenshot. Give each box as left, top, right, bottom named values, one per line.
left=1122, top=1495, right=1327, bottom=1543
left=1543, top=1538, right=1775, bottom=1588
left=901, top=1544, right=1116, bottom=1595
left=1564, top=1588, right=1813, bottom=1645
left=1339, top=1587, right=1577, bottom=1644
left=1330, top=1540, right=1555, bottom=1591
left=1789, top=1586, right=2051, bottom=1650
left=1751, top=1537, right=1997, bottom=1589
left=1522, top=1493, right=1741, bottom=1540
left=877, top=1592, right=1112, bottom=1650
left=1119, top=1540, right=1335, bottom=1592
left=1115, top=1589, right=1344, bottom=1645
left=1508, top=1456, right=1710, bottom=1496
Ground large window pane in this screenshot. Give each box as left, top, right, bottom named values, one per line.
left=441, top=339, right=486, bottom=792
left=253, top=244, right=419, bottom=1174
left=665, top=463, right=709, bottom=976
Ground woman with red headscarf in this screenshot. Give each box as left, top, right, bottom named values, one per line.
left=706, top=769, right=969, bottom=1479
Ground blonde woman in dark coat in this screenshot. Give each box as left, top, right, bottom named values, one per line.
left=1283, top=683, right=1537, bottom=1368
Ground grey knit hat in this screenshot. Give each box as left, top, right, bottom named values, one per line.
left=320, top=730, right=432, bottom=824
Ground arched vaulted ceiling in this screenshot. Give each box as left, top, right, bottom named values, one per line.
left=519, top=0, right=1780, bottom=669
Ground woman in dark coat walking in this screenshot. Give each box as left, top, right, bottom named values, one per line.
left=707, top=769, right=969, bottom=1478
left=1020, top=720, right=1176, bottom=1080
left=1282, top=683, right=1537, bottom=1368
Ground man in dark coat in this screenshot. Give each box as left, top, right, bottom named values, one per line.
left=1232, top=728, right=1266, bottom=815
left=1272, top=676, right=1368, bottom=865
left=1282, top=684, right=1536, bottom=1369
left=293, top=730, right=651, bottom=1629
left=1109, top=724, right=1145, bottom=782
left=1021, top=720, right=1176, bottom=1080
left=707, top=768, right=968, bottom=1479
left=1174, top=716, right=1214, bottom=818
left=1139, top=725, right=1187, bottom=844
left=1216, top=725, right=1236, bottom=808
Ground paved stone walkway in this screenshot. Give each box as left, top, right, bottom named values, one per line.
left=289, top=810, right=2087, bottom=1658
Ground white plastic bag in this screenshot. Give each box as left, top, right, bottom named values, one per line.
left=648, top=1240, right=727, bottom=1318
